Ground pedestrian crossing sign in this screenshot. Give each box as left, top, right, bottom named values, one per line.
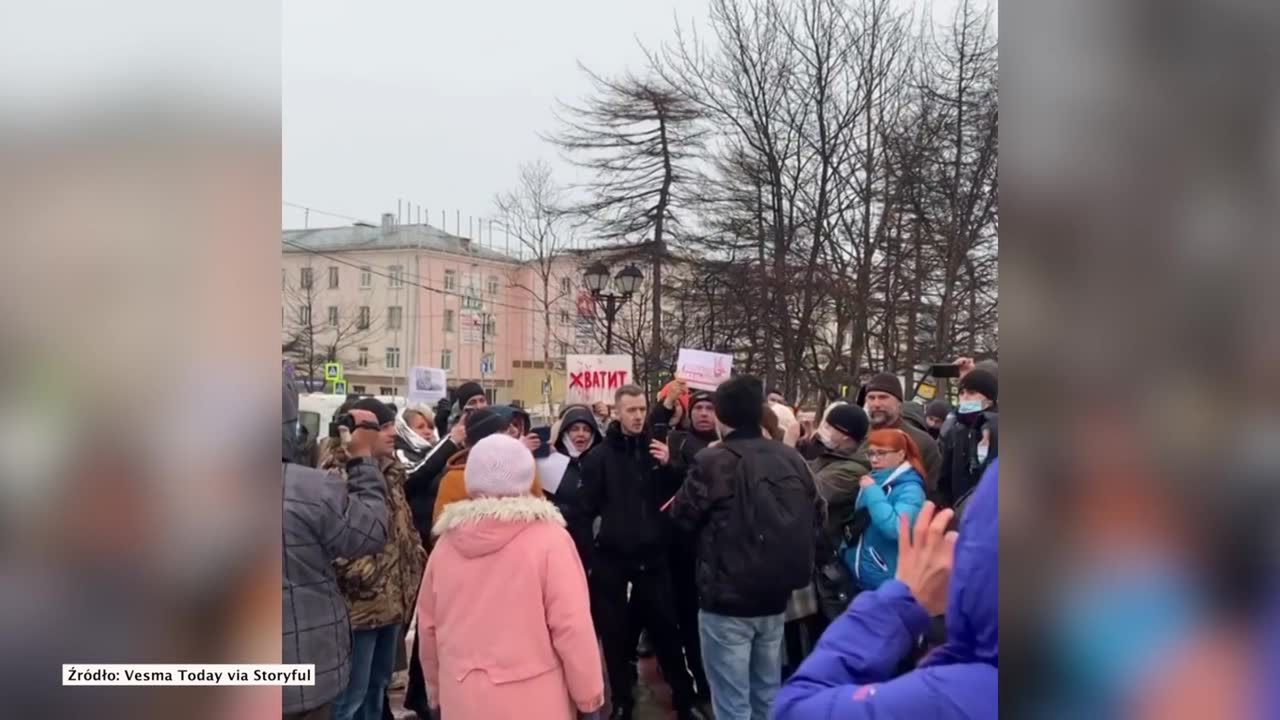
left=324, top=362, right=343, bottom=382
left=332, top=380, right=348, bottom=395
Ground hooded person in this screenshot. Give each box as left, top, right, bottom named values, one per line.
left=773, top=462, right=998, bottom=720
left=418, top=434, right=607, bottom=720
left=924, top=400, right=951, bottom=440
left=319, top=397, right=427, bottom=720
left=537, top=405, right=604, bottom=520
left=431, top=408, right=544, bottom=524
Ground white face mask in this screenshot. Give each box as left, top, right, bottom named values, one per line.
left=958, top=398, right=985, bottom=414
left=817, top=428, right=836, bottom=448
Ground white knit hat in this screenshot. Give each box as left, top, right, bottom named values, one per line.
left=464, top=434, right=537, bottom=498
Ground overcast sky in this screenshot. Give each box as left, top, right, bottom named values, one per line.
left=283, top=0, right=986, bottom=233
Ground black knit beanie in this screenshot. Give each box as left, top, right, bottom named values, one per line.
left=464, top=407, right=509, bottom=447
left=958, top=368, right=998, bottom=403
left=454, top=382, right=486, bottom=410
left=925, top=399, right=951, bottom=420
left=825, top=404, right=870, bottom=444
left=351, top=397, right=396, bottom=427
left=864, top=372, right=904, bottom=402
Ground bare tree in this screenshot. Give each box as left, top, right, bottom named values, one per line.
left=495, top=161, right=576, bottom=409
left=282, top=260, right=380, bottom=391
left=546, top=65, right=706, bottom=377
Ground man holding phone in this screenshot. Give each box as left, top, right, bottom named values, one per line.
left=574, top=385, right=701, bottom=720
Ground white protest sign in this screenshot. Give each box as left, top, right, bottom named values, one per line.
left=566, top=355, right=634, bottom=405
left=676, top=348, right=734, bottom=390
left=406, top=366, right=448, bottom=406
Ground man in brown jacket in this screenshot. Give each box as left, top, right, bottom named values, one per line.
left=321, top=398, right=426, bottom=720
left=858, top=373, right=942, bottom=494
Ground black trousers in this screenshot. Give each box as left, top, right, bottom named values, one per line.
left=669, top=541, right=709, bottom=701
left=403, top=620, right=431, bottom=719
left=590, top=556, right=696, bottom=712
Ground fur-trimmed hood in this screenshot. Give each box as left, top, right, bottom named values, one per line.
left=432, top=495, right=565, bottom=559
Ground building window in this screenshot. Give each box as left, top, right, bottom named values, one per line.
left=441, top=349, right=452, bottom=371
left=357, top=347, right=369, bottom=367
left=484, top=316, right=497, bottom=337
left=462, top=290, right=483, bottom=310
left=559, top=310, right=570, bottom=325
left=298, top=305, right=311, bottom=324
left=444, top=269, right=457, bottom=291
left=327, top=306, right=338, bottom=327
left=385, top=347, right=401, bottom=369
left=488, top=276, right=499, bottom=295
left=387, top=306, right=402, bottom=330
left=561, top=277, right=571, bottom=294
left=379, top=386, right=394, bottom=396
left=358, top=306, right=370, bottom=329
left=389, top=265, right=404, bottom=289
left=559, top=341, right=570, bottom=357
left=444, top=309, right=455, bottom=333
left=328, top=266, right=339, bottom=288
left=360, top=266, right=372, bottom=288
left=300, top=267, right=313, bottom=289
left=351, top=384, right=367, bottom=394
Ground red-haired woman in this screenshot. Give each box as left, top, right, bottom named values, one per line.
left=842, top=428, right=928, bottom=592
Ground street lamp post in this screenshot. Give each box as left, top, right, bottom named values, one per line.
left=583, top=261, right=643, bottom=354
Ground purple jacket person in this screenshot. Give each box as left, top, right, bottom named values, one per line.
left=772, top=460, right=998, bottom=719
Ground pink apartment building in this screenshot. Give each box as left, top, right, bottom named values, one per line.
left=282, top=213, right=588, bottom=404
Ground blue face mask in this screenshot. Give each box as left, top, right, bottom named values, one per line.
left=958, top=398, right=985, bottom=414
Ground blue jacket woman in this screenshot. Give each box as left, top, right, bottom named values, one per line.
left=842, top=428, right=928, bottom=591
left=773, top=461, right=999, bottom=719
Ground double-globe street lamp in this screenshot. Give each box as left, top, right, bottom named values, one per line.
left=583, top=261, right=643, bottom=354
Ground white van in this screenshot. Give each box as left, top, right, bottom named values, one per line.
left=298, top=393, right=409, bottom=444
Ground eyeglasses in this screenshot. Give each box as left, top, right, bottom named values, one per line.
left=867, top=449, right=902, bottom=458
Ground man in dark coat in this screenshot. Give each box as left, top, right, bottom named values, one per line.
left=937, top=369, right=998, bottom=512
left=573, top=385, right=700, bottom=720
left=859, top=373, right=942, bottom=494
left=669, top=375, right=821, bottom=720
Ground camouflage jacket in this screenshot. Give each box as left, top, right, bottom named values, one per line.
left=322, top=442, right=426, bottom=629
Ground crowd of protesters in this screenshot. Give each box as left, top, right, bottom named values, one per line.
left=281, top=359, right=998, bottom=720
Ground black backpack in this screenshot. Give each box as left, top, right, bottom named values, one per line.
left=722, top=443, right=816, bottom=597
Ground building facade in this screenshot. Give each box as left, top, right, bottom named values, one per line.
left=282, top=214, right=587, bottom=406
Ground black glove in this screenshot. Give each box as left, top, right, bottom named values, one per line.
left=434, top=397, right=452, bottom=438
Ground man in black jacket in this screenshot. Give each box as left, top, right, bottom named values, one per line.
left=651, top=388, right=718, bottom=705
left=574, top=384, right=700, bottom=720
left=669, top=375, right=820, bottom=720
left=938, top=368, right=998, bottom=511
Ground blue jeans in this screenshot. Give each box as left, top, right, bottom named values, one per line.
left=698, top=610, right=785, bottom=720
left=332, top=623, right=400, bottom=720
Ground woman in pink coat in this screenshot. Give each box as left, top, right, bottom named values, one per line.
left=419, top=433, right=606, bottom=719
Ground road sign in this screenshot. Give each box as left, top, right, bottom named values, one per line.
left=480, top=355, right=494, bottom=375
left=332, top=380, right=348, bottom=395
left=324, top=362, right=343, bottom=382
